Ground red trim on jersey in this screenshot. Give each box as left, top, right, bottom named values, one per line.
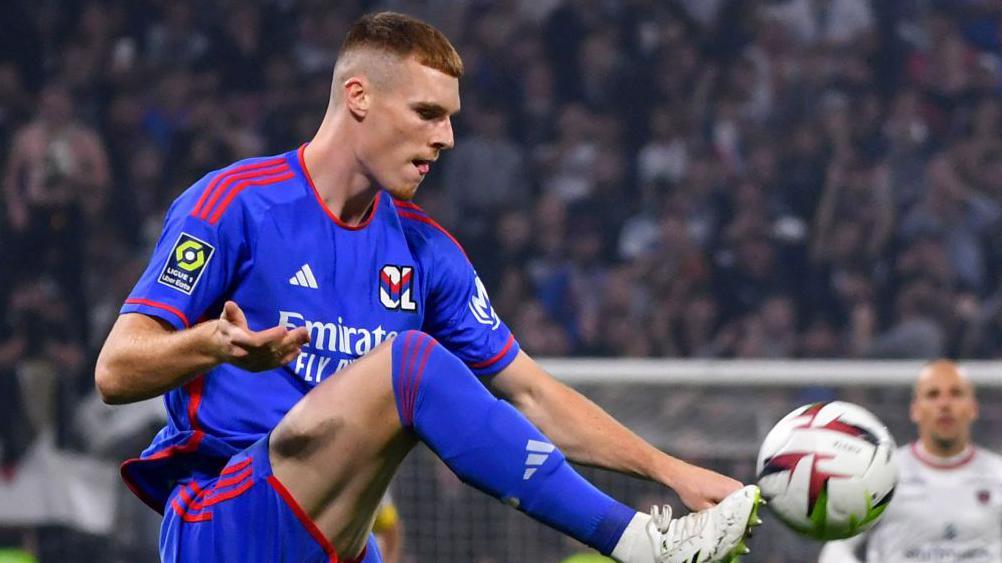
left=297, top=144, right=381, bottom=231
left=124, top=298, right=191, bottom=328
left=469, top=334, right=516, bottom=370
left=207, top=169, right=295, bottom=224
left=266, top=475, right=365, bottom=563
left=192, top=157, right=287, bottom=218
left=392, top=199, right=423, bottom=212
left=184, top=375, right=205, bottom=432
left=395, top=210, right=469, bottom=260
left=909, top=442, right=976, bottom=470
left=198, top=163, right=289, bottom=220
left=120, top=431, right=206, bottom=513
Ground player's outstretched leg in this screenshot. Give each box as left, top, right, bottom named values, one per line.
left=390, top=330, right=762, bottom=563
left=269, top=330, right=760, bottom=562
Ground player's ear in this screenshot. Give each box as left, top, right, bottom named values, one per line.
left=909, top=400, right=919, bottom=424
left=343, top=76, right=370, bottom=118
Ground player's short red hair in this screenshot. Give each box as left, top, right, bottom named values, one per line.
left=341, top=12, right=463, bottom=78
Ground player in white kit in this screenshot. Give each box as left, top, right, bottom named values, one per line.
left=819, top=360, right=1002, bottom=563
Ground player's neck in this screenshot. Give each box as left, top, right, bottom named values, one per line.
left=917, top=438, right=972, bottom=460
left=303, top=124, right=379, bottom=226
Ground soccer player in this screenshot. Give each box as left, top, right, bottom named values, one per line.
left=819, top=360, right=1002, bottom=562
left=95, top=12, right=761, bottom=563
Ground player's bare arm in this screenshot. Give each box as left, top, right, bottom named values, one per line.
left=95, top=301, right=308, bottom=404
left=491, top=350, right=742, bottom=510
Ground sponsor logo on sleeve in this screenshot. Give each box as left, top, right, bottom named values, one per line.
left=158, top=233, right=215, bottom=295
left=469, top=275, right=500, bottom=330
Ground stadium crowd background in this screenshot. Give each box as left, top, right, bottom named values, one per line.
left=0, top=0, right=1000, bottom=561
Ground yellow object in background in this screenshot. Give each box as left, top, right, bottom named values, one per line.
left=372, top=501, right=400, bottom=533
left=373, top=492, right=403, bottom=563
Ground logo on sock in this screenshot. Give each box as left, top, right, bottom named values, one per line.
left=523, top=439, right=555, bottom=480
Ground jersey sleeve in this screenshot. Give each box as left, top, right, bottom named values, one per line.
left=422, top=242, right=520, bottom=377
left=120, top=175, right=250, bottom=330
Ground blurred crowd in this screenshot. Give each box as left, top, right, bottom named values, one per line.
left=1, top=0, right=1002, bottom=461
left=1, top=0, right=1001, bottom=560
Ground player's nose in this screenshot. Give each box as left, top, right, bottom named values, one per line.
left=431, top=117, right=454, bottom=151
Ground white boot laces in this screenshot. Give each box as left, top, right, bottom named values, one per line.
left=651, top=504, right=711, bottom=554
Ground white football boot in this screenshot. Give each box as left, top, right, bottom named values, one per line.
left=647, top=485, right=763, bottom=563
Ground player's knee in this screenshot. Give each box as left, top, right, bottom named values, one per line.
left=271, top=415, right=344, bottom=460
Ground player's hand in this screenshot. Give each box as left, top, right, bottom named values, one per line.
left=213, top=301, right=310, bottom=372
left=668, top=460, right=744, bottom=511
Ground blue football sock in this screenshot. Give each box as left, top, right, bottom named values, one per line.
left=391, top=331, right=635, bottom=555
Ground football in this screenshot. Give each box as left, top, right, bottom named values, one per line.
left=756, top=401, right=898, bottom=540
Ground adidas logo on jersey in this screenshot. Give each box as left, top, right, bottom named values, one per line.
left=289, top=264, right=319, bottom=289
left=523, top=439, right=555, bottom=480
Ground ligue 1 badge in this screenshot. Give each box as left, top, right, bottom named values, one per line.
left=159, top=233, right=215, bottom=295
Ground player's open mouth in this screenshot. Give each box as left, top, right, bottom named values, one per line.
left=413, top=159, right=431, bottom=175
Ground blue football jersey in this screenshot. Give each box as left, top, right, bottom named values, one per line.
left=120, top=145, right=520, bottom=512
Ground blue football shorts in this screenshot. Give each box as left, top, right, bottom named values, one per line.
left=159, top=435, right=382, bottom=563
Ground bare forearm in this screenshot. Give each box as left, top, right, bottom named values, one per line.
left=95, top=314, right=224, bottom=404
left=519, top=379, right=674, bottom=479
left=495, top=354, right=681, bottom=485
left=493, top=352, right=743, bottom=508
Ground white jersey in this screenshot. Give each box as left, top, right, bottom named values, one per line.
left=821, top=442, right=1002, bottom=562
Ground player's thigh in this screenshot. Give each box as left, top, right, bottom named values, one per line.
left=270, top=338, right=406, bottom=483
left=269, top=338, right=415, bottom=551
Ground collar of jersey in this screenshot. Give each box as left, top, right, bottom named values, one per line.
left=295, top=143, right=381, bottom=231
left=910, top=441, right=976, bottom=469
